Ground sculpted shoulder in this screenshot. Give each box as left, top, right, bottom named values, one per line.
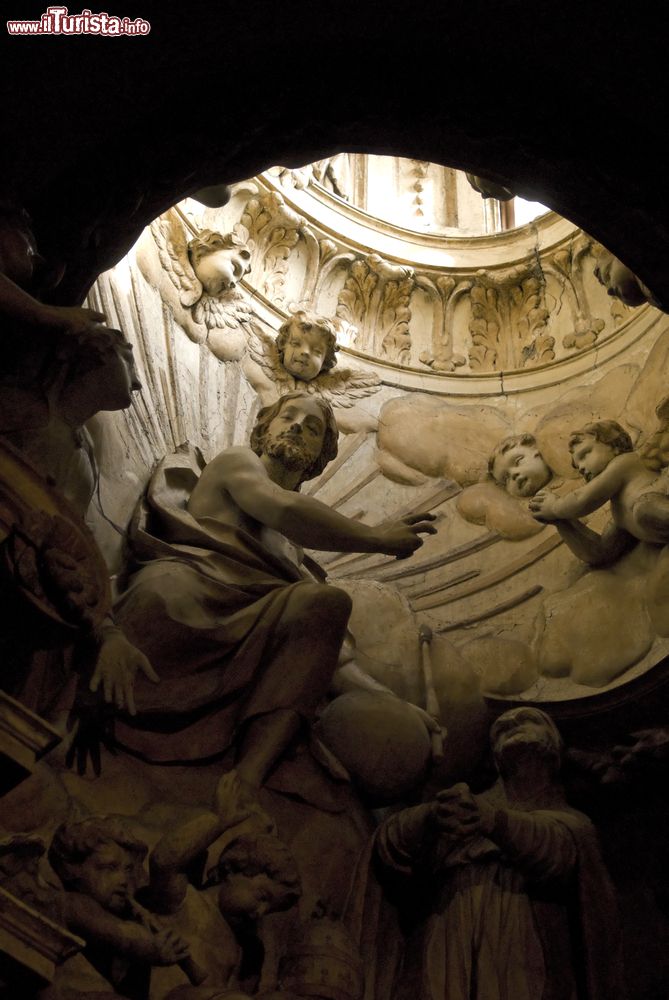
left=202, top=446, right=266, bottom=478
left=188, top=446, right=269, bottom=520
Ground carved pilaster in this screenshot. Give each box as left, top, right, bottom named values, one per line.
left=549, top=234, right=607, bottom=353
left=468, top=267, right=553, bottom=371
left=336, top=255, right=415, bottom=365
left=234, top=191, right=308, bottom=304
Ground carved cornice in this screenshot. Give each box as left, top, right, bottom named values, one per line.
left=207, top=176, right=639, bottom=377
left=0, top=887, right=83, bottom=985
left=0, top=692, right=61, bottom=793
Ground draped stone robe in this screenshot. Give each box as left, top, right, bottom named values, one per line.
left=113, top=445, right=332, bottom=765
left=347, top=788, right=625, bottom=1000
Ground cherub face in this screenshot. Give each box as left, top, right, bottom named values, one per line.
left=192, top=245, right=252, bottom=298
left=264, top=397, right=326, bottom=470
left=493, top=444, right=551, bottom=497
left=281, top=320, right=328, bottom=381
left=73, top=842, right=136, bottom=915
left=217, top=872, right=288, bottom=921
left=570, top=434, right=616, bottom=482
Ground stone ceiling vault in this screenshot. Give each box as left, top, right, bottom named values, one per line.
left=1, top=0, right=668, bottom=303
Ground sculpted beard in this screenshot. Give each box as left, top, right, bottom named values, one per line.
left=264, top=433, right=312, bottom=471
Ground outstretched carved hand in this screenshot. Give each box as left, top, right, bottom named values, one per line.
left=65, top=681, right=116, bottom=777
left=90, top=627, right=159, bottom=715
left=528, top=490, right=561, bottom=522
left=568, top=731, right=669, bottom=786
left=613, top=727, right=669, bottom=766
left=376, top=512, right=438, bottom=559
left=65, top=630, right=157, bottom=775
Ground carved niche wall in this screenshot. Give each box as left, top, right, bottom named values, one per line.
left=83, top=167, right=669, bottom=709
left=3, top=159, right=669, bottom=1000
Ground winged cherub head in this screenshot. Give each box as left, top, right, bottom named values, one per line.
left=276, top=310, right=339, bottom=381
left=187, top=229, right=252, bottom=298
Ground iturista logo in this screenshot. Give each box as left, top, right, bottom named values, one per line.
left=7, top=6, right=151, bottom=36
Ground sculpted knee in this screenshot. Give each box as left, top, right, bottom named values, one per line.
left=287, top=582, right=352, bottom=628
left=325, top=584, right=353, bottom=623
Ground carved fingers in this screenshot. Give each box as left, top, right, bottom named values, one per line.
left=153, top=927, right=191, bottom=966
left=432, top=782, right=491, bottom=837
left=49, top=304, right=108, bottom=341
left=385, top=512, right=438, bottom=559
left=90, top=630, right=159, bottom=715
left=528, top=490, right=558, bottom=521
left=65, top=690, right=115, bottom=777
left=611, top=727, right=669, bottom=770
left=403, top=512, right=438, bottom=528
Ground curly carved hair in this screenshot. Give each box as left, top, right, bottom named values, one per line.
left=250, top=391, right=339, bottom=488
left=207, top=834, right=301, bottom=897
left=48, top=816, right=147, bottom=890
left=276, top=310, right=339, bottom=374
left=187, top=229, right=251, bottom=268
left=568, top=420, right=633, bottom=466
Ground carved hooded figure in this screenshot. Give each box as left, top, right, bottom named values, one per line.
left=346, top=708, right=625, bottom=1000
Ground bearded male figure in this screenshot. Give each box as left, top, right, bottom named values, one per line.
left=113, top=392, right=436, bottom=786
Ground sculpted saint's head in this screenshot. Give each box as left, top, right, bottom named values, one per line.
left=251, top=391, right=339, bottom=487
left=49, top=817, right=147, bottom=916
left=60, top=327, right=142, bottom=413
left=490, top=707, right=563, bottom=777
left=188, top=229, right=252, bottom=297
left=276, top=311, right=339, bottom=381
left=488, top=433, right=552, bottom=497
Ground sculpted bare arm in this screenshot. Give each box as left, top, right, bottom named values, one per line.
left=549, top=455, right=630, bottom=518
left=530, top=454, right=632, bottom=523
left=66, top=892, right=188, bottom=965
left=555, top=519, right=636, bottom=566
left=191, top=448, right=436, bottom=557
left=0, top=271, right=107, bottom=338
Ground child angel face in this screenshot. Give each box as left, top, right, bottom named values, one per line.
left=570, top=434, right=616, bottom=482
left=74, top=841, right=138, bottom=915
left=492, top=442, right=551, bottom=497
left=281, top=319, right=329, bottom=381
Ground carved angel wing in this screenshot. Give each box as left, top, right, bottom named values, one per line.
left=151, top=211, right=202, bottom=308
left=639, top=393, right=669, bottom=472
left=306, top=367, right=382, bottom=408
left=193, top=291, right=254, bottom=331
